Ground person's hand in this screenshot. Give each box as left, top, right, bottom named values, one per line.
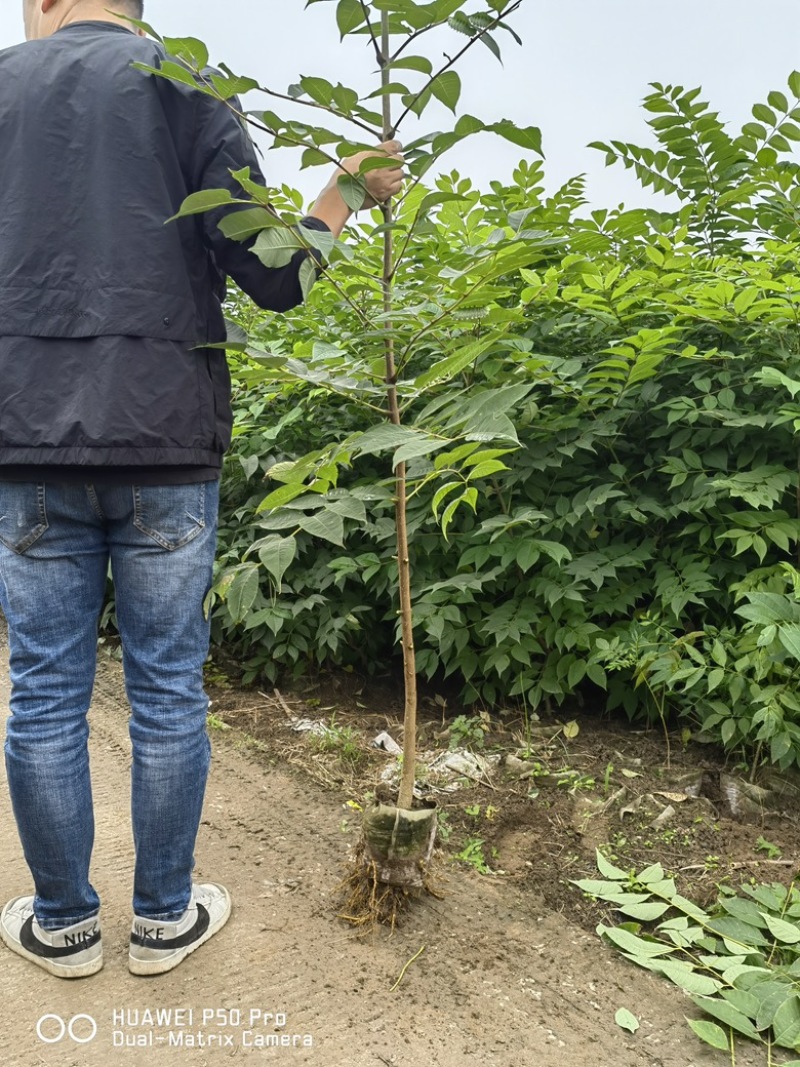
left=309, top=141, right=405, bottom=237
left=336, top=140, right=405, bottom=209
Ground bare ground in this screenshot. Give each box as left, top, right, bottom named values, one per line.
left=0, top=629, right=785, bottom=1067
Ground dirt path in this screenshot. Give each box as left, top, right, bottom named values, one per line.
left=0, top=631, right=762, bottom=1067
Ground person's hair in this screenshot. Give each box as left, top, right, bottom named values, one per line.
left=119, top=0, right=144, bottom=17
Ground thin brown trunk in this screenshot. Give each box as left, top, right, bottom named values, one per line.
left=380, top=12, right=416, bottom=811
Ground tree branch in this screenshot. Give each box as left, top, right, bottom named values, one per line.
left=394, top=0, right=524, bottom=132
left=358, top=0, right=384, bottom=67
left=258, top=84, right=381, bottom=140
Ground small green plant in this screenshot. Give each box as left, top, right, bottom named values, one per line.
left=454, top=838, right=495, bottom=874
left=448, top=714, right=490, bottom=751
left=574, top=850, right=800, bottom=1061
left=559, top=771, right=596, bottom=794
left=204, top=660, right=233, bottom=688
left=207, top=712, right=231, bottom=732
left=435, top=810, right=452, bottom=843
left=309, top=716, right=364, bottom=766
left=755, top=836, right=783, bottom=860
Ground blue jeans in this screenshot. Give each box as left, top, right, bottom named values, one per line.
left=0, top=480, right=219, bottom=930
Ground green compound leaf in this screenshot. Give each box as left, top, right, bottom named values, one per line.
left=162, top=35, right=209, bottom=70
left=706, top=916, right=770, bottom=949
left=595, top=850, right=628, bottom=881
left=168, top=188, right=239, bottom=221
left=415, top=337, right=496, bottom=390
left=393, top=434, right=450, bottom=466
left=226, top=565, right=260, bottom=625
left=430, top=71, right=462, bottom=113
left=617, top=902, right=671, bottom=922
left=598, top=925, right=675, bottom=959
left=686, top=1020, right=729, bottom=1052
left=257, top=535, right=297, bottom=591
left=218, top=207, right=282, bottom=241
left=354, top=424, right=418, bottom=458
left=754, top=981, right=797, bottom=1031
left=252, top=228, right=305, bottom=269
left=772, top=994, right=800, bottom=1051
left=689, top=996, right=760, bottom=1040
left=337, top=173, right=368, bottom=212
left=299, top=257, right=319, bottom=302
left=297, top=510, right=345, bottom=547
left=648, top=961, right=722, bottom=996
left=636, top=862, right=665, bottom=884
left=763, top=912, right=800, bottom=945
left=432, top=481, right=462, bottom=521
left=336, top=0, right=366, bottom=36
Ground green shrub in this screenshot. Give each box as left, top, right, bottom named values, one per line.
left=207, top=76, right=800, bottom=770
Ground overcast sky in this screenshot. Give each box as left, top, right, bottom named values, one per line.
left=2, top=1, right=799, bottom=210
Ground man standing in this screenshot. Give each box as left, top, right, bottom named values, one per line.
left=0, top=0, right=402, bottom=978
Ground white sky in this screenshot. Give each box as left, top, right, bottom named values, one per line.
left=2, top=1, right=799, bottom=210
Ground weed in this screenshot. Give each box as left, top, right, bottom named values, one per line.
left=448, top=713, right=490, bottom=751
left=204, top=660, right=232, bottom=688
left=561, top=772, right=596, bottom=794
left=755, top=836, right=782, bottom=860
left=435, top=811, right=452, bottom=843
left=309, top=716, right=364, bottom=766
left=454, top=838, right=495, bottom=875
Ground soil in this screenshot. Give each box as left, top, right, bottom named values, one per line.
left=0, top=630, right=797, bottom=1067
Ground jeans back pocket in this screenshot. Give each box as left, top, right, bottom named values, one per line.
left=0, top=482, right=48, bottom=554
left=132, top=483, right=209, bottom=551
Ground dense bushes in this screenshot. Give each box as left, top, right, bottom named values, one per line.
left=211, top=78, right=800, bottom=769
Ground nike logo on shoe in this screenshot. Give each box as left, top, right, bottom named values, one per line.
left=20, top=917, right=101, bottom=959
left=130, top=904, right=210, bottom=950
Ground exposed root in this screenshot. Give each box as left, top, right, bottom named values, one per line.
left=335, top=838, right=444, bottom=931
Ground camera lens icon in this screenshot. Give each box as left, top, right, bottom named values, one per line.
left=36, top=1014, right=98, bottom=1044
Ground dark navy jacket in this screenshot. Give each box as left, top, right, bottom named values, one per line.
left=0, top=21, right=325, bottom=470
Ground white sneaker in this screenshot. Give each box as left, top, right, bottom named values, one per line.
left=128, top=882, right=231, bottom=976
left=0, top=896, right=103, bottom=979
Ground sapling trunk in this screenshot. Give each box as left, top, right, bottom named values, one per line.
left=379, top=11, right=417, bottom=813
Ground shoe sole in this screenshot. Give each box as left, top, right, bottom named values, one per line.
left=0, top=915, right=103, bottom=980
left=128, top=887, right=232, bottom=976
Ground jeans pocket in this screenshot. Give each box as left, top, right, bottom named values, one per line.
left=132, top=483, right=208, bottom=551
left=0, top=482, right=48, bottom=554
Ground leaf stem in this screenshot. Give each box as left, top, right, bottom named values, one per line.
left=393, top=1, right=525, bottom=131
left=256, top=85, right=381, bottom=139
left=358, top=0, right=384, bottom=67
